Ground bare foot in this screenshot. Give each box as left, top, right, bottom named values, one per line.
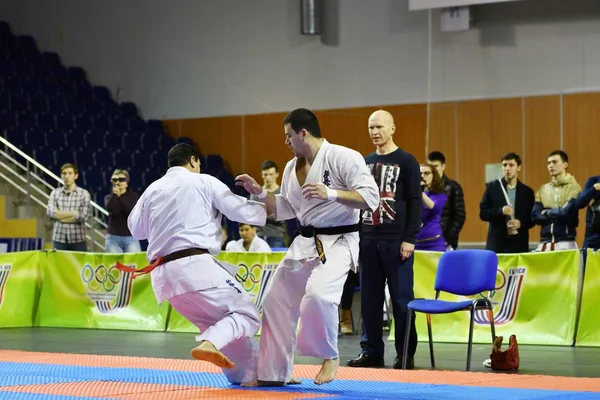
left=191, top=341, right=234, bottom=369
left=240, top=380, right=258, bottom=387
left=314, top=358, right=339, bottom=385
left=287, top=377, right=301, bottom=385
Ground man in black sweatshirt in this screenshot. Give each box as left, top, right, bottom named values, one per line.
left=347, top=110, right=422, bottom=370
left=104, top=169, right=141, bottom=253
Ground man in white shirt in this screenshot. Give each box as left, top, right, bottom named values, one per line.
left=122, top=143, right=267, bottom=385
left=225, top=223, right=272, bottom=252
left=236, top=108, right=379, bottom=386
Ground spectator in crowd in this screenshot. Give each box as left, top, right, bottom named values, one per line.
left=545, top=175, right=600, bottom=265
left=347, top=109, right=421, bottom=370
left=532, top=150, right=581, bottom=251
left=225, top=223, right=272, bottom=252
left=104, top=169, right=141, bottom=253
left=479, top=153, right=535, bottom=253
left=250, top=160, right=287, bottom=248
left=427, top=151, right=466, bottom=250
left=46, top=163, right=92, bottom=251
left=415, top=163, right=447, bottom=252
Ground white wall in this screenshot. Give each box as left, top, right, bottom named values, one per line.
left=1, top=0, right=600, bottom=119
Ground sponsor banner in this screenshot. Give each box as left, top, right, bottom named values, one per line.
left=35, top=251, right=169, bottom=331
left=0, top=251, right=42, bottom=327
left=575, top=249, right=600, bottom=347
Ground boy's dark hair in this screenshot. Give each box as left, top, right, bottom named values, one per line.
left=60, top=163, right=78, bottom=174
left=261, top=160, right=279, bottom=172
left=427, top=151, right=446, bottom=164
left=548, top=150, right=568, bottom=163
left=501, top=152, right=522, bottom=166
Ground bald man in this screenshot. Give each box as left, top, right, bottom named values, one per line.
left=347, top=110, right=422, bottom=370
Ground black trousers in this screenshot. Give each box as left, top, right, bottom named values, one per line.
left=53, top=241, right=87, bottom=252
left=340, top=270, right=358, bottom=310
left=358, top=238, right=418, bottom=358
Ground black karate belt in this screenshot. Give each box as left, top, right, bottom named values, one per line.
left=297, top=224, right=359, bottom=264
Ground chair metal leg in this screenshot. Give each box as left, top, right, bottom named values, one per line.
left=488, top=306, right=496, bottom=343
left=426, top=313, right=435, bottom=369
left=466, top=307, right=475, bottom=371
left=402, top=308, right=412, bottom=369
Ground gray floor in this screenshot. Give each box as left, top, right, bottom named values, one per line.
left=1, top=327, right=598, bottom=378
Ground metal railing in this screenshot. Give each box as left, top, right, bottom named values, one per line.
left=0, top=135, right=109, bottom=251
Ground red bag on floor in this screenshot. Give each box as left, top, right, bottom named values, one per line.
left=490, top=335, right=519, bottom=371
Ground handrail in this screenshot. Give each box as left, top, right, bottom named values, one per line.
left=0, top=170, right=105, bottom=248
left=0, top=135, right=108, bottom=217
left=0, top=160, right=51, bottom=200
left=0, top=134, right=109, bottom=250
left=0, top=148, right=56, bottom=192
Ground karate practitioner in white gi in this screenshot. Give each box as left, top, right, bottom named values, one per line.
left=125, top=143, right=267, bottom=385
left=235, top=108, right=380, bottom=385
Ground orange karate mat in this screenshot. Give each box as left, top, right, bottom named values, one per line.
left=0, top=350, right=599, bottom=399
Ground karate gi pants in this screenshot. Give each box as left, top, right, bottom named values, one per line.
left=168, top=277, right=260, bottom=384
left=257, top=237, right=351, bottom=382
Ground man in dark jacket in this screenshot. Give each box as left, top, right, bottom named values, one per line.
left=546, top=175, right=600, bottom=251
left=479, top=153, right=535, bottom=253
left=427, top=151, right=466, bottom=250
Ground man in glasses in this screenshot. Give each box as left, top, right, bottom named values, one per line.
left=104, top=169, right=141, bottom=253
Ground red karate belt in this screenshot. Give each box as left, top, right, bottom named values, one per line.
left=114, top=248, right=209, bottom=279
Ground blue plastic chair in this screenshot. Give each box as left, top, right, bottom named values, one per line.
left=401, top=249, right=498, bottom=371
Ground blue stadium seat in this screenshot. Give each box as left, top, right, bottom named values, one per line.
left=127, top=117, right=146, bottom=133
left=112, top=149, right=132, bottom=168
left=92, top=86, right=112, bottom=102
left=157, top=133, right=177, bottom=150
left=54, top=147, right=77, bottom=166
left=0, top=21, right=12, bottom=37
left=120, top=102, right=138, bottom=118
left=82, top=167, right=106, bottom=190
left=0, top=19, right=239, bottom=198
left=31, top=146, right=56, bottom=172
left=176, top=136, right=196, bottom=147
left=147, top=120, right=165, bottom=135
left=85, top=131, right=105, bottom=150
left=67, top=67, right=87, bottom=82
left=205, top=155, right=224, bottom=175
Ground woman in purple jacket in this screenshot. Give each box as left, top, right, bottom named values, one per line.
left=416, top=163, right=448, bottom=252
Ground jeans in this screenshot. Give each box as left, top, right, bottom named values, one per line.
left=53, top=241, right=87, bottom=252
left=265, top=236, right=286, bottom=249
left=105, top=234, right=141, bottom=253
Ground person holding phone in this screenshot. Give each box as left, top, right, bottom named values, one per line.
left=104, top=169, right=141, bottom=253
left=415, top=163, right=447, bottom=252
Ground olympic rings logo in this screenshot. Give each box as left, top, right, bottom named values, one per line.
left=236, top=263, right=262, bottom=292
left=478, top=269, right=506, bottom=299
left=81, top=264, right=121, bottom=292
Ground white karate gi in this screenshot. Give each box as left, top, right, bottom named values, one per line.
left=128, top=166, right=267, bottom=384
left=225, top=236, right=272, bottom=252
left=257, top=139, right=379, bottom=382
